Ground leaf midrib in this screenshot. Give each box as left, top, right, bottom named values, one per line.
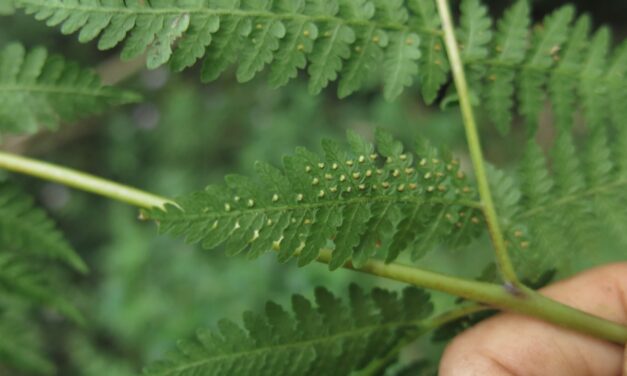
left=17, top=0, right=440, bottom=37
left=156, top=193, right=482, bottom=223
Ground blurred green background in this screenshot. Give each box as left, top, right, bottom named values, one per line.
left=1, top=1, right=625, bottom=374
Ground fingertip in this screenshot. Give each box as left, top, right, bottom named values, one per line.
left=439, top=263, right=627, bottom=375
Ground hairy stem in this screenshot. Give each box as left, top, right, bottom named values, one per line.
left=0, top=151, right=625, bottom=343
left=0, top=151, right=173, bottom=209
left=435, top=0, right=519, bottom=285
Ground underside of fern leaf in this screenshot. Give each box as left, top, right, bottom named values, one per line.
left=0, top=42, right=140, bottom=135
left=146, top=130, right=483, bottom=269
left=144, top=284, right=433, bottom=376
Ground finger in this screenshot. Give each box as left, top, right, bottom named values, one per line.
left=439, top=263, right=627, bottom=376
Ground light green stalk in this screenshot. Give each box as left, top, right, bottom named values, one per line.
left=0, top=151, right=173, bottom=209
left=435, top=0, right=519, bottom=285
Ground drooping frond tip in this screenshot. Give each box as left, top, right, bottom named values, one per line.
left=144, top=284, right=433, bottom=376
left=0, top=42, right=140, bottom=135
left=146, top=130, right=483, bottom=269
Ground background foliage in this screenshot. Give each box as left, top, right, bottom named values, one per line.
left=0, top=1, right=625, bottom=374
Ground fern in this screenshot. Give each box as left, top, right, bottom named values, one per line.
left=489, top=122, right=627, bottom=280
left=0, top=182, right=86, bottom=373
left=0, top=252, right=82, bottom=322
left=15, top=0, right=626, bottom=130
left=409, top=0, right=449, bottom=104
left=146, top=130, right=483, bottom=269
left=144, top=284, right=433, bottom=376
left=0, top=182, right=86, bottom=272
left=1, top=1, right=627, bottom=373
left=0, top=182, right=85, bottom=318
left=517, top=5, right=573, bottom=133
left=0, top=42, right=140, bottom=135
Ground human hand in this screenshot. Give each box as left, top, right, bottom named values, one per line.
left=440, top=263, right=627, bottom=375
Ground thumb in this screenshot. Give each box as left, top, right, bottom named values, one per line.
left=439, top=263, right=627, bottom=376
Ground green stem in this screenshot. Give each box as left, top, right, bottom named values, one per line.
left=435, top=0, right=519, bottom=285
left=318, top=249, right=627, bottom=344
left=0, top=151, right=173, bottom=209
left=0, top=151, right=625, bottom=343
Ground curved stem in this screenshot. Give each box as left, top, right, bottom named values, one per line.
left=435, top=0, right=519, bottom=285
left=0, top=151, right=173, bottom=209
left=0, top=150, right=625, bottom=343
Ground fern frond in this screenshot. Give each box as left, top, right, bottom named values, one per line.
left=0, top=182, right=86, bottom=272
left=579, top=27, right=611, bottom=130
left=0, top=183, right=84, bottom=372
left=0, top=253, right=82, bottom=322
left=144, top=284, right=433, bottom=376
left=0, top=182, right=84, bottom=322
left=517, top=6, right=574, bottom=132
left=15, top=0, right=627, bottom=126
left=548, top=15, right=590, bottom=130
left=146, top=131, right=482, bottom=269
left=451, top=0, right=491, bottom=106
left=458, top=0, right=492, bottom=62
left=483, top=0, right=529, bottom=134
left=409, top=0, right=449, bottom=104
left=14, top=1, right=625, bottom=136
left=493, top=124, right=627, bottom=280
left=0, top=42, right=139, bottom=135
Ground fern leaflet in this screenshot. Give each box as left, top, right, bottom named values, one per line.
left=146, top=130, right=482, bottom=269
left=0, top=182, right=85, bottom=372
left=14, top=0, right=627, bottom=130
left=0, top=42, right=140, bottom=135
left=491, top=123, right=627, bottom=280
left=144, top=284, right=433, bottom=376
left=0, top=182, right=86, bottom=272
left=0, top=182, right=85, bottom=319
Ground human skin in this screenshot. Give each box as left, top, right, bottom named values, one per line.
left=439, top=263, right=627, bottom=375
